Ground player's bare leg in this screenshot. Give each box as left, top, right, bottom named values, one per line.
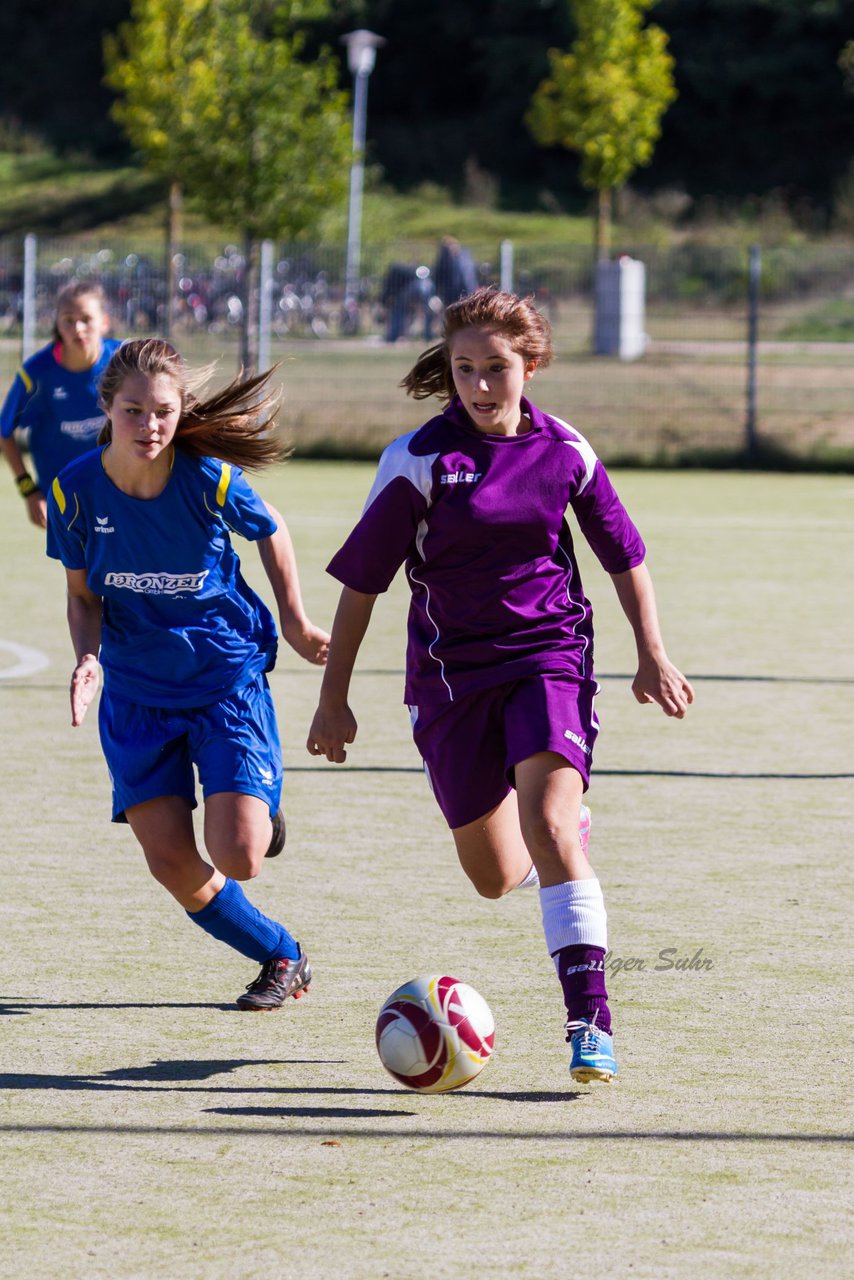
left=126, top=795, right=224, bottom=910
left=514, top=752, right=591, bottom=885
left=126, top=793, right=308, bottom=1009
left=516, top=751, right=617, bottom=1082
left=204, top=791, right=277, bottom=880
left=452, top=790, right=533, bottom=898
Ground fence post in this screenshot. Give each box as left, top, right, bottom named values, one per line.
left=500, top=239, right=513, bottom=293
left=745, top=243, right=760, bottom=457
left=22, top=233, right=37, bottom=361
left=258, top=239, right=274, bottom=375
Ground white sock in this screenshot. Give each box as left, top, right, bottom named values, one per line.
left=515, top=863, right=540, bottom=890
left=539, top=878, right=608, bottom=955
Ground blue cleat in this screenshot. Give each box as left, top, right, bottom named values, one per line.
left=567, top=1015, right=618, bottom=1083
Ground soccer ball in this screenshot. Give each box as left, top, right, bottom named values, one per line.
left=375, top=975, right=495, bottom=1093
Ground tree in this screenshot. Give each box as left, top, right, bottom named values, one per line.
left=105, top=0, right=207, bottom=334
left=526, top=0, right=676, bottom=256
left=105, top=0, right=351, bottom=369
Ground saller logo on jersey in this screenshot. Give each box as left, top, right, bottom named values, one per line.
left=441, top=470, right=482, bottom=485
left=105, top=570, right=209, bottom=595
left=563, top=727, right=592, bottom=756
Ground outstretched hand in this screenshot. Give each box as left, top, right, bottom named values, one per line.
left=306, top=700, right=357, bottom=763
left=632, top=653, right=694, bottom=718
left=70, top=655, right=100, bottom=726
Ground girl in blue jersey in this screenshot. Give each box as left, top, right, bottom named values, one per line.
left=307, top=288, right=694, bottom=1081
left=1, top=281, right=122, bottom=529
left=47, top=339, right=329, bottom=1010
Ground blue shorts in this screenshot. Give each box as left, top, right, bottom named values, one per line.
left=98, top=672, right=283, bottom=823
left=410, top=673, right=599, bottom=829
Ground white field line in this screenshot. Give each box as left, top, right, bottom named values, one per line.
left=0, top=638, right=50, bottom=679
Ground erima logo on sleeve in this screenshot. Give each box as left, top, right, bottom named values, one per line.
left=104, top=570, right=209, bottom=595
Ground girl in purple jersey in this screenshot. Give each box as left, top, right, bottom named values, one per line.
left=307, top=288, right=693, bottom=1082
left=50, top=339, right=329, bottom=1011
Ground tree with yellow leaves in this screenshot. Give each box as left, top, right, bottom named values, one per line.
left=527, top=0, right=676, bottom=259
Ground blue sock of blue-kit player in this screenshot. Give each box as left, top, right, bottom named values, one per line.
left=539, top=878, right=612, bottom=1033
left=187, top=876, right=300, bottom=962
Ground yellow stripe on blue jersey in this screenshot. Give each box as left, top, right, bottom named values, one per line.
left=51, top=476, right=66, bottom=514
left=18, top=367, right=33, bottom=394
left=216, top=463, right=232, bottom=507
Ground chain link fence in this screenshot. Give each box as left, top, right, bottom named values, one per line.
left=1, top=233, right=852, bottom=466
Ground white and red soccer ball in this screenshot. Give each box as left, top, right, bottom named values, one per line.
left=375, top=975, right=495, bottom=1093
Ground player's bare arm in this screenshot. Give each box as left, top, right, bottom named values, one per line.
left=609, top=562, right=694, bottom=718
left=307, top=586, right=377, bottom=762
left=258, top=501, right=330, bottom=665
left=65, top=567, right=102, bottom=727
left=0, top=433, right=47, bottom=529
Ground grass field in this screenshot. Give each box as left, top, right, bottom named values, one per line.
left=5, top=328, right=851, bottom=471
left=0, top=464, right=851, bottom=1279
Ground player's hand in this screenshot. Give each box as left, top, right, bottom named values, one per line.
left=306, top=701, right=357, bottom=763
left=281, top=618, right=330, bottom=666
left=70, top=655, right=100, bottom=727
left=26, top=492, right=47, bottom=529
left=632, top=653, right=694, bottom=718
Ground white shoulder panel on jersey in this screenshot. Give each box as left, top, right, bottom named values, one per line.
left=549, top=414, right=599, bottom=494
left=363, top=430, right=440, bottom=513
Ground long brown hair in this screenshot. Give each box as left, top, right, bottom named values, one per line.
left=401, top=286, right=554, bottom=403
left=98, top=339, right=289, bottom=470
left=51, top=281, right=109, bottom=343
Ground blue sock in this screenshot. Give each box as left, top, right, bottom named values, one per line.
left=187, top=878, right=299, bottom=963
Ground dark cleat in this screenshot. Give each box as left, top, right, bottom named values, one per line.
left=265, top=808, right=286, bottom=858
left=236, top=946, right=311, bottom=1011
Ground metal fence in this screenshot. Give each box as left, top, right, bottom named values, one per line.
left=1, top=233, right=852, bottom=465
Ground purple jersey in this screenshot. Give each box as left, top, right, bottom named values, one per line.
left=327, top=396, right=645, bottom=704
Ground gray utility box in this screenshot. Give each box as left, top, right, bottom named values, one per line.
left=594, top=255, right=647, bottom=360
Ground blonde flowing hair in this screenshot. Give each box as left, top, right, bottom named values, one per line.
left=98, top=339, right=289, bottom=470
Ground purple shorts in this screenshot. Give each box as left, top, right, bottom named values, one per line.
left=409, top=673, right=599, bottom=829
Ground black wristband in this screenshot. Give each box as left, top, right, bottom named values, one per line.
left=15, top=472, right=41, bottom=499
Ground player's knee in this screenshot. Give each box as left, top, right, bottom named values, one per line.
left=521, top=811, right=570, bottom=860
left=465, top=867, right=516, bottom=899
left=209, top=840, right=264, bottom=881
left=144, top=846, right=196, bottom=894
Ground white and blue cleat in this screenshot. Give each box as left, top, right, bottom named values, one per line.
left=567, top=1016, right=618, bottom=1083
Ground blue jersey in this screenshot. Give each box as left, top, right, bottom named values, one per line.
left=0, top=339, right=122, bottom=489
left=46, top=447, right=279, bottom=708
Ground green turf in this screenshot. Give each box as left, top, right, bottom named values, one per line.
left=0, top=465, right=851, bottom=1279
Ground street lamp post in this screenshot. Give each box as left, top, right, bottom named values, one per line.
left=341, top=29, right=385, bottom=311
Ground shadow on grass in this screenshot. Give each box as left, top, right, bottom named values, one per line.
left=0, top=1122, right=848, bottom=1143
left=0, top=1068, right=575, bottom=1103
left=5, top=671, right=854, bottom=693
left=0, top=1000, right=253, bottom=1016
left=283, top=766, right=854, bottom=780
left=206, top=1106, right=416, bottom=1119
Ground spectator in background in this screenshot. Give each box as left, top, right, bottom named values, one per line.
left=432, top=236, right=478, bottom=308
left=382, top=263, right=436, bottom=343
